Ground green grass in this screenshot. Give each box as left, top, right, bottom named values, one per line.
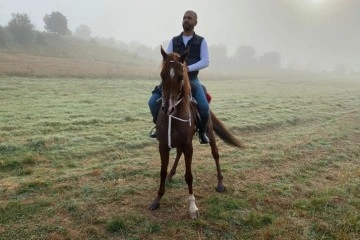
left=0, top=76, right=359, bottom=239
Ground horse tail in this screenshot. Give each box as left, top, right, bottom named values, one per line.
left=210, top=110, right=246, bottom=149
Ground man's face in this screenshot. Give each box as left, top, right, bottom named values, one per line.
left=182, top=11, right=197, bottom=31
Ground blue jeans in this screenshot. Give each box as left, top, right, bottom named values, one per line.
left=148, top=86, right=162, bottom=124
left=148, top=77, right=210, bottom=125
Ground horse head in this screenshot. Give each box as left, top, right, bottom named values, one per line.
left=160, top=46, right=190, bottom=115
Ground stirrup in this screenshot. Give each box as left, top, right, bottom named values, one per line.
left=149, top=126, right=157, bottom=138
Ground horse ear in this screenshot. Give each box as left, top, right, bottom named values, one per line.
left=180, top=48, right=189, bottom=63
left=161, top=46, right=167, bottom=60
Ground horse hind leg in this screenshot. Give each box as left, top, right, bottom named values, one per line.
left=208, top=125, right=225, bottom=192
left=166, top=148, right=182, bottom=182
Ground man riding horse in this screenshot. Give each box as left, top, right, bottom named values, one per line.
left=148, top=10, right=210, bottom=144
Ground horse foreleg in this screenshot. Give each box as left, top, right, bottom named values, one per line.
left=166, top=148, right=182, bottom=182
left=149, top=145, right=170, bottom=210
left=188, top=194, right=199, bottom=220
left=183, top=145, right=198, bottom=219
left=208, top=128, right=225, bottom=192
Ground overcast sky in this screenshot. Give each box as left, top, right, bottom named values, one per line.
left=1, top=0, right=359, bottom=71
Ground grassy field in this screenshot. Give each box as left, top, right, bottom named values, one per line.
left=0, top=76, right=359, bottom=239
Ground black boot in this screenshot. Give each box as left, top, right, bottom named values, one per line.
left=149, top=126, right=157, bottom=138
left=197, top=115, right=209, bottom=144
left=149, top=105, right=160, bottom=138
left=199, top=132, right=209, bottom=144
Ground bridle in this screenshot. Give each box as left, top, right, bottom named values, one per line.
left=160, top=59, right=186, bottom=113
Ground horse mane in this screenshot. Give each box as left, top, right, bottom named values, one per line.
left=181, top=62, right=191, bottom=114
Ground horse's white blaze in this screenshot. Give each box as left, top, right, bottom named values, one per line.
left=170, top=67, right=175, bottom=78
left=188, top=194, right=199, bottom=219
left=167, top=92, right=173, bottom=114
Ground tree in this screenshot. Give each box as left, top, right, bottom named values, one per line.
left=43, top=11, right=70, bottom=35
left=258, top=51, right=281, bottom=70
left=233, top=45, right=257, bottom=69
left=74, top=24, right=92, bottom=40
left=7, top=13, right=35, bottom=44
left=209, top=44, right=231, bottom=70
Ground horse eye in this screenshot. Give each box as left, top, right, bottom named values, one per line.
left=177, top=75, right=183, bottom=82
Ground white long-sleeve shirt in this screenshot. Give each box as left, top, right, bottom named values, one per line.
left=167, top=35, right=209, bottom=72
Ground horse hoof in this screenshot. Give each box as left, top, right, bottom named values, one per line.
left=190, top=210, right=199, bottom=220
left=148, top=202, right=160, bottom=210
left=216, top=185, right=226, bottom=193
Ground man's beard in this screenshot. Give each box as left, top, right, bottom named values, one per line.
left=182, top=23, right=194, bottom=31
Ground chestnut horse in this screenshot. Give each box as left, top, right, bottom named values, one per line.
left=149, top=46, right=244, bottom=219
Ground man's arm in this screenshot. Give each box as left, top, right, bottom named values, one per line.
left=188, top=39, right=209, bottom=72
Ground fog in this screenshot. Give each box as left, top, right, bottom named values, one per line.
left=1, top=0, right=359, bottom=72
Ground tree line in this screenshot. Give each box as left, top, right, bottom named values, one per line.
left=1, top=11, right=355, bottom=75
left=0, top=12, right=92, bottom=45
left=0, top=11, right=287, bottom=74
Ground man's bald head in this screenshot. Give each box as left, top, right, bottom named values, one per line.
left=184, top=10, right=198, bottom=21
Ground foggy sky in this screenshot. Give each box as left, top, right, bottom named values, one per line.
left=1, top=0, right=359, bottom=71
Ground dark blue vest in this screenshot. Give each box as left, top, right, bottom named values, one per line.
left=172, top=32, right=204, bottom=79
